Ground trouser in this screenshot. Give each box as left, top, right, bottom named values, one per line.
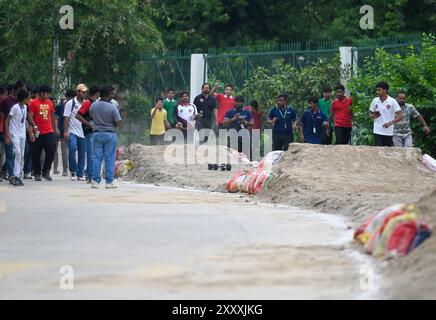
left=335, top=127, right=352, bottom=145
left=53, top=137, right=68, bottom=173
left=323, top=126, right=333, bottom=145
left=374, top=134, right=393, bottom=147
left=0, top=133, right=4, bottom=171
left=23, top=134, right=32, bottom=175
left=68, top=133, right=86, bottom=177
left=2, top=137, right=14, bottom=176
left=92, top=132, right=117, bottom=184
left=273, top=133, right=294, bottom=151
left=393, top=134, right=413, bottom=148
left=149, top=134, right=165, bottom=145
left=85, top=133, right=94, bottom=179
left=31, top=133, right=56, bottom=176
left=196, top=119, right=213, bottom=144
left=11, top=134, right=25, bottom=177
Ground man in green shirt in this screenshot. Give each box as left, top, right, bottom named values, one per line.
left=318, top=86, right=334, bottom=145
left=163, top=89, right=177, bottom=128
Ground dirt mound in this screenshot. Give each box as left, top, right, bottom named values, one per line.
left=124, top=144, right=251, bottom=192
left=259, top=143, right=436, bottom=223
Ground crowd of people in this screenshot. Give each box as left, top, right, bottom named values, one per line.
left=150, top=81, right=431, bottom=152
left=0, top=81, right=122, bottom=187
left=0, top=79, right=431, bottom=188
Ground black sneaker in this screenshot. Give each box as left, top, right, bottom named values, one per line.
left=12, top=177, right=21, bottom=187
left=42, top=173, right=53, bottom=181
left=17, top=178, right=24, bottom=186
left=34, top=175, right=42, bottom=181
left=9, top=176, right=17, bottom=185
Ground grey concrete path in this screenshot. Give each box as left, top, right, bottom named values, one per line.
left=0, top=177, right=378, bottom=299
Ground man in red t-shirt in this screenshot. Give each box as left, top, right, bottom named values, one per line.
left=211, top=84, right=235, bottom=129
left=28, top=85, right=57, bottom=181
left=329, top=84, right=353, bottom=145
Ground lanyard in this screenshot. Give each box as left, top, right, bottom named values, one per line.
left=19, top=104, right=25, bottom=123
left=311, top=109, right=319, bottom=134
left=278, top=107, right=289, bottom=129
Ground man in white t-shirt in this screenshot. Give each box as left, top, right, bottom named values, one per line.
left=4, top=89, right=31, bottom=186
left=369, top=82, right=403, bottom=147
left=64, top=84, right=88, bottom=181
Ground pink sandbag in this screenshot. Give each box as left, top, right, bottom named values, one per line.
left=423, top=154, right=436, bottom=171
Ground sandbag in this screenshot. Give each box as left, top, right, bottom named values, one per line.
left=407, top=222, right=432, bottom=254
left=423, top=154, right=436, bottom=171
left=226, top=171, right=247, bottom=193
left=240, top=170, right=257, bottom=193
left=115, top=160, right=134, bottom=177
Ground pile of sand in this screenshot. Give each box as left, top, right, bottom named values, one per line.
left=124, top=144, right=252, bottom=192
left=259, top=144, right=436, bottom=223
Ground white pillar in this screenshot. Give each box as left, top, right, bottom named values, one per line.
left=190, top=54, right=207, bottom=103
left=339, top=47, right=358, bottom=95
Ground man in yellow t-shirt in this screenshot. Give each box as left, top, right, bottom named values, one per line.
left=150, top=97, right=169, bottom=145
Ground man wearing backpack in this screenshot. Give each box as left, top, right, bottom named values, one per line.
left=64, top=84, right=88, bottom=181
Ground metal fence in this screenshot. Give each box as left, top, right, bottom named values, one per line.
left=121, top=34, right=423, bottom=144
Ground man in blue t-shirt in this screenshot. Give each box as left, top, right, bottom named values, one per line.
left=299, top=97, right=329, bottom=144
left=267, top=94, right=297, bottom=151
left=223, top=96, right=253, bottom=154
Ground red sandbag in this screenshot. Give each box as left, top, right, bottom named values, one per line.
left=386, top=221, right=417, bottom=256
left=226, top=171, right=247, bottom=193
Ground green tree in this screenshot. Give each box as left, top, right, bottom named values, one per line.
left=0, top=0, right=163, bottom=92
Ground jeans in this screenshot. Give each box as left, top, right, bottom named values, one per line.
left=31, top=133, right=56, bottom=176
left=3, top=138, right=14, bottom=176
left=393, top=134, right=413, bottom=148
left=54, top=137, right=69, bottom=173
left=85, top=133, right=94, bottom=179
left=68, top=133, right=86, bottom=177
left=92, top=132, right=117, bottom=184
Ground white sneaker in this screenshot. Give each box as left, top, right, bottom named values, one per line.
left=70, top=173, right=77, bottom=181
left=91, top=181, right=99, bottom=189
left=105, top=183, right=118, bottom=189
left=77, top=176, right=86, bottom=181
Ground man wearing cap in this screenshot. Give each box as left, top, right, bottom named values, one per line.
left=64, top=84, right=88, bottom=181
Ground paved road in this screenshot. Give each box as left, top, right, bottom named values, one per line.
left=0, top=178, right=378, bottom=299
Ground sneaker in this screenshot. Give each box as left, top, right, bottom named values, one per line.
left=53, top=170, right=60, bottom=174
left=70, top=173, right=77, bottom=181
left=77, top=176, right=86, bottom=181
left=42, top=173, right=53, bottom=181
left=17, top=178, right=24, bottom=186
left=105, top=183, right=118, bottom=189
left=91, top=181, right=99, bottom=189
left=34, top=175, right=42, bottom=181
left=11, top=177, right=21, bottom=187
left=62, top=171, right=68, bottom=177
left=86, top=178, right=92, bottom=184
left=23, top=173, right=33, bottom=180
left=9, top=176, right=17, bottom=185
